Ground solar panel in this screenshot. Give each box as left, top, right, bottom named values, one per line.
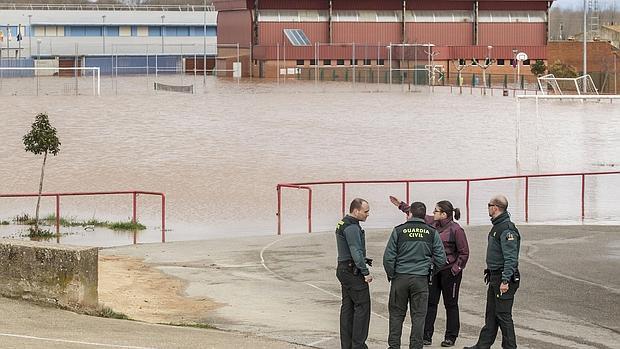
left=283, top=29, right=311, bottom=46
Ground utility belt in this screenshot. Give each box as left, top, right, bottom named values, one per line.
left=484, top=268, right=520, bottom=284
left=338, top=258, right=373, bottom=276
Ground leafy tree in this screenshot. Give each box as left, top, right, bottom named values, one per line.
left=23, top=113, right=61, bottom=234
left=530, top=59, right=547, bottom=76
left=548, top=60, right=578, bottom=78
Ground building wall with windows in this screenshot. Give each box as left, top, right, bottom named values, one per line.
left=0, top=5, right=218, bottom=58
left=214, top=0, right=554, bottom=78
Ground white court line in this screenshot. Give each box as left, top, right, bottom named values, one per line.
left=261, top=237, right=410, bottom=330
left=0, top=333, right=157, bottom=349
left=306, top=337, right=334, bottom=346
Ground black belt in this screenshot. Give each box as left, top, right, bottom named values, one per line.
left=338, top=259, right=354, bottom=265
left=489, top=269, right=503, bottom=275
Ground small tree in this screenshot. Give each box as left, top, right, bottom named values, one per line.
left=548, top=60, right=578, bottom=78
left=23, top=113, right=61, bottom=234
left=530, top=59, right=547, bottom=76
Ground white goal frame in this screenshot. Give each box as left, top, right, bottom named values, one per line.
left=537, top=74, right=599, bottom=96
left=0, top=66, right=101, bottom=96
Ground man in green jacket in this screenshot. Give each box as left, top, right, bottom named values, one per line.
left=336, top=198, right=373, bottom=349
left=384, top=201, right=447, bottom=349
left=464, top=195, right=521, bottom=349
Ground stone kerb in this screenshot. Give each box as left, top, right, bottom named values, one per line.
left=0, top=239, right=98, bottom=310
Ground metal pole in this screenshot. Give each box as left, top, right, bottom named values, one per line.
left=352, top=42, right=356, bottom=87
left=581, top=174, right=586, bottom=221
left=277, top=185, right=282, bottom=235
left=161, top=194, right=166, bottom=243
left=405, top=182, right=410, bottom=204
left=341, top=183, right=346, bottom=217
left=525, top=176, right=529, bottom=222
left=307, top=189, right=312, bottom=233
left=102, top=15, right=106, bottom=55
left=583, top=0, right=587, bottom=80
left=389, top=43, right=392, bottom=86
left=36, top=39, right=41, bottom=96
left=132, top=192, right=137, bottom=224
left=28, top=15, right=32, bottom=57
left=276, top=43, right=280, bottom=84
left=466, top=180, right=470, bottom=225
left=203, top=0, right=207, bottom=85
left=161, top=15, right=165, bottom=54
left=55, top=195, right=60, bottom=235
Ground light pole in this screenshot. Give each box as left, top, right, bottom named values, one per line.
left=102, top=15, right=106, bottom=55
left=161, top=15, right=165, bottom=53
left=203, top=0, right=207, bottom=84
left=512, top=48, right=518, bottom=87
left=28, top=14, right=32, bottom=57
left=36, top=38, right=41, bottom=60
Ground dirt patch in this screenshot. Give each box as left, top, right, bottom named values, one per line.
left=98, top=255, right=219, bottom=324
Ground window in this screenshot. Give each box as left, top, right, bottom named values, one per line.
left=337, top=59, right=345, bottom=66
left=283, top=29, right=311, bottom=46
left=105, top=26, right=119, bottom=36
left=377, top=59, right=385, bottom=66
left=350, top=59, right=359, bottom=66
left=522, top=59, right=530, bottom=65
left=309, top=59, right=317, bottom=66
left=323, top=59, right=331, bottom=66
left=497, top=59, right=505, bottom=66
left=458, top=58, right=466, bottom=66
left=149, top=26, right=162, bottom=36
left=296, top=60, right=305, bottom=66
left=131, top=26, right=137, bottom=36
left=471, top=59, right=478, bottom=66
left=364, top=59, right=372, bottom=66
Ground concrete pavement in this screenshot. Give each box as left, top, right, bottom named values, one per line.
left=98, top=224, right=620, bottom=349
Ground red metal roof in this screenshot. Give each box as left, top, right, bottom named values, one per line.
left=215, top=0, right=554, bottom=11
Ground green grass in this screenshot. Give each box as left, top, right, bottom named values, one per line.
left=13, top=214, right=147, bottom=231
left=108, top=221, right=147, bottom=231
left=27, top=227, right=56, bottom=238
left=96, top=306, right=130, bottom=320
left=163, top=322, right=218, bottom=330
left=0, top=220, right=9, bottom=225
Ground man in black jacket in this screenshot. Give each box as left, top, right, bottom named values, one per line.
left=464, top=195, right=521, bottom=349
left=335, top=198, right=373, bottom=349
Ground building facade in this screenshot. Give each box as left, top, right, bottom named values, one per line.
left=0, top=3, right=218, bottom=74
left=214, top=0, right=554, bottom=81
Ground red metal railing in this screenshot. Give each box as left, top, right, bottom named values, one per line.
left=0, top=190, right=166, bottom=242
left=276, top=171, right=620, bottom=235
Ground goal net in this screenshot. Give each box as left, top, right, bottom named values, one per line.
left=537, top=74, right=599, bottom=95
left=153, top=82, right=194, bottom=94
left=0, top=67, right=100, bottom=96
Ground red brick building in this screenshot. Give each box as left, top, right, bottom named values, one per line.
left=213, top=0, right=554, bottom=80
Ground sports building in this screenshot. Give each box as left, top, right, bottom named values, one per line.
left=214, top=0, right=553, bottom=84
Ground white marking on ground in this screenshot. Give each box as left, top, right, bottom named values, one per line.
left=260, top=238, right=409, bottom=329
left=0, top=333, right=157, bottom=349
left=524, top=245, right=620, bottom=294
left=306, top=337, right=334, bottom=346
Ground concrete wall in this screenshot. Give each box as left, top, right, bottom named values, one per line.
left=0, top=239, right=98, bottom=310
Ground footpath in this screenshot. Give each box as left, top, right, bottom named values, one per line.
left=1, top=225, right=618, bottom=348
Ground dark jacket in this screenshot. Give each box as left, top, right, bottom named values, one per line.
left=383, top=217, right=447, bottom=279
left=335, top=215, right=369, bottom=276
left=486, top=211, right=520, bottom=283
left=427, top=216, right=469, bottom=275
left=397, top=201, right=469, bottom=275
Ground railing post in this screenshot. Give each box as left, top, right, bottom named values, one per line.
left=308, top=189, right=312, bottom=233
left=466, top=180, right=470, bottom=225
left=341, top=183, right=346, bottom=218
left=581, top=174, right=585, bottom=221
left=405, top=182, right=410, bottom=205
left=55, top=194, right=60, bottom=235
left=277, top=185, right=282, bottom=235
left=525, top=176, right=529, bottom=222
left=161, top=194, right=166, bottom=243
left=132, top=192, right=137, bottom=224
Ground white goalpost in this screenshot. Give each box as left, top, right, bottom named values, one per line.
left=387, top=43, right=435, bottom=87
left=537, top=74, right=599, bottom=95
left=0, top=66, right=100, bottom=96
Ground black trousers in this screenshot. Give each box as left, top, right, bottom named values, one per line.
left=474, top=272, right=519, bottom=349
left=388, top=274, right=428, bottom=349
left=424, top=268, right=463, bottom=342
left=336, top=263, right=371, bottom=349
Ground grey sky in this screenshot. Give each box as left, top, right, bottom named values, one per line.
left=552, top=0, right=618, bottom=10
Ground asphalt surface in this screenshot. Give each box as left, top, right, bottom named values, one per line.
left=1, top=224, right=618, bottom=348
